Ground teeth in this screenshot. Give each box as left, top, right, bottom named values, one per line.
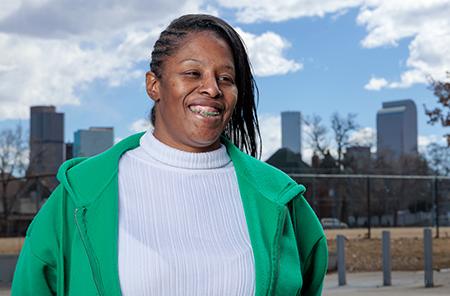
left=189, top=105, right=221, bottom=117
left=201, top=110, right=220, bottom=117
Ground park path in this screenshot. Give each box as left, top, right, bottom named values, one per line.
left=324, top=270, right=450, bottom=295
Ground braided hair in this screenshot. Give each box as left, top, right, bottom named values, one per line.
left=149, top=14, right=261, bottom=158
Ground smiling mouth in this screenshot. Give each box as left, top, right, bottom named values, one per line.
left=189, top=105, right=222, bottom=118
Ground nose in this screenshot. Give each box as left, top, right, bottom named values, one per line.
left=199, top=74, right=222, bottom=98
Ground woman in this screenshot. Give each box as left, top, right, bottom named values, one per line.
left=12, top=14, right=327, bottom=295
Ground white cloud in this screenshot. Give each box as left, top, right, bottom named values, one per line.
left=258, top=113, right=281, bottom=161
left=219, top=0, right=450, bottom=90
left=218, top=0, right=364, bottom=23
left=0, top=30, right=158, bottom=119
left=365, top=70, right=431, bottom=91
left=356, top=0, right=449, bottom=48
left=0, top=1, right=302, bottom=120
left=0, top=0, right=206, bottom=120
left=349, top=127, right=376, bottom=152
left=236, top=28, right=302, bottom=76
left=301, top=147, right=314, bottom=166
left=358, top=0, right=450, bottom=89
left=364, top=77, right=388, bottom=90
left=0, top=1, right=22, bottom=20
left=0, top=0, right=202, bottom=38
left=129, top=118, right=152, bottom=133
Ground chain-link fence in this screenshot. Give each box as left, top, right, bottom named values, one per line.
left=2, top=173, right=450, bottom=237
left=290, top=173, right=450, bottom=238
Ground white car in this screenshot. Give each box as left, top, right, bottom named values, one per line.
left=321, top=218, right=348, bottom=229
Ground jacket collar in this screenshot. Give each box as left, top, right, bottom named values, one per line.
left=222, top=136, right=305, bottom=206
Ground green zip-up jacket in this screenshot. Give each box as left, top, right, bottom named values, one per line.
left=12, top=132, right=327, bottom=295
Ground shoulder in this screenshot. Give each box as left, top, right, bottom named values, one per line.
left=222, top=138, right=305, bottom=204
left=62, top=132, right=144, bottom=178
left=55, top=132, right=144, bottom=205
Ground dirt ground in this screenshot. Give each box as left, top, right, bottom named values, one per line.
left=325, top=227, right=450, bottom=272
left=0, top=237, right=24, bottom=255
left=2, top=227, right=450, bottom=272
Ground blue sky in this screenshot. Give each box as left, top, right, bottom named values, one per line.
left=0, top=0, right=449, bottom=160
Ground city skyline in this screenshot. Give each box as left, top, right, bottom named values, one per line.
left=24, top=101, right=427, bottom=164
left=0, top=1, right=449, bottom=161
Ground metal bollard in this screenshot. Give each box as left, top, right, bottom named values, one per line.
left=424, top=228, right=433, bottom=288
left=382, top=231, right=391, bottom=286
left=337, top=235, right=346, bottom=286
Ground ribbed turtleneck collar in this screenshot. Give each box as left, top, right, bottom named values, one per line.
left=138, top=130, right=231, bottom=169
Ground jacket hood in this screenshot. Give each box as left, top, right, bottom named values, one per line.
left=56, top=132, right=305, bottom=207
left=56, top=156, right=88, bottom=204
left=222, top=138, right=306, bottom=205
left=56, top=132, right=144, bottom=207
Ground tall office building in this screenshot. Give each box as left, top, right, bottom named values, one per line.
left=376, top=99, right=418, bottom=159
left=28, top=106, right=65, bottom=188
left=73, top=127, right=114, bottom=157
left=281, top=111, right=302, bottom=156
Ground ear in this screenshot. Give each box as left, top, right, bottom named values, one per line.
left=146, top=71, right=160, bottom=102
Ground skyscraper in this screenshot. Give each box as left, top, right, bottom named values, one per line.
left=281, top=111, right=302, bottom=156
left=28, top=106, right=65, bottom=188
left=376, top=99, right=418, bottom=159
left=73, top=127, right=114, bottom=157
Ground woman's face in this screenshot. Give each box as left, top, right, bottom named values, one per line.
left=146, top=31, right=238, bottom=152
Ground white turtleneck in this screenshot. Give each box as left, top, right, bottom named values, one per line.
left=117, top=130, right=255, bottom=296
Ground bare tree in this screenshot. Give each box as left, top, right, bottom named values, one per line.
left=427, top=143, right=450, bottom=176
left=304, top=114, right=329, bottom=157
left=331, top=112, right=359, bottom=171
left=424, top=73, right=450, bottom=146
left=0, top=124, right=28, bottom=235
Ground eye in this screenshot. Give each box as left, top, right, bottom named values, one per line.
left=184, top=70, right=201, bottom=78
left=218, top=75, right=235, bottom=85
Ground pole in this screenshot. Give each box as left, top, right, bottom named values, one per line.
left=366, top=176, right=371, bottom=239
left=382, top=231, right=391, bottom=286
left=434, top=177, right=439, bottom=238
left=424, top=228, right=433, bottom=287
left=337, top=235, right=346, bottom=286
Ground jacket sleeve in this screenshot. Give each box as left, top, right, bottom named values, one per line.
left=11, top=186, right=63, bottom=296
left=11, top=238, right=57, bottom=295
left=289, top=193, right=328, bottom=296
left=299, top=236, right=328, bottom=296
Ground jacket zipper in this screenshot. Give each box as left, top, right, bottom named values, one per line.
left=75, top=207, right=107, bottom=296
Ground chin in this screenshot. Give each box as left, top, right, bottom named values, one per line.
left=188, top=135, right=222, bottom=151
